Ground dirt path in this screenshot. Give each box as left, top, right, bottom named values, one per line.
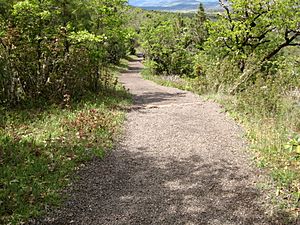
left=36, top=57, right=274, bottom=225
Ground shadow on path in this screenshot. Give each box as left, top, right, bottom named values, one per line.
left=32, top=147, right=292, bottom=225
left=29, top=55, right=298, bottom=225
left=121, top=57, right=189, bottom=106
left=133, top=92, right=187, bottom=106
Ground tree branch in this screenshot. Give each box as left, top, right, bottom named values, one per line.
left=289, top=43, right=300, bottom=46
left=230, top=31, right=300, bottom=94
left=263, top=31, right=300, bottom=62
left=219, top=0, right=234, bottom=32
left=222, top=38, right=233, bottom=50
left=219, top=0, right=231, bottom=20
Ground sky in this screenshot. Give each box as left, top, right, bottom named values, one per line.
left=128, top=0, right=218, bottom=7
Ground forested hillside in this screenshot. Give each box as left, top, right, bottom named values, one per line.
left=1, top=0, right=300, bottom=224
left=129, top=0, right=220, bottom=11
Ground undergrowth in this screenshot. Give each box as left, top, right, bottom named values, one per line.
left=214, top=94, right=300, bottom=215
left=0, top=84, right=131, bottom=224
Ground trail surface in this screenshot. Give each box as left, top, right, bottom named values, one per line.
left=36, top=57, right=273, bottom=225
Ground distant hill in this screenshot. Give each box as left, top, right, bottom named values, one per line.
left=128, top=0, right=221, bottom=11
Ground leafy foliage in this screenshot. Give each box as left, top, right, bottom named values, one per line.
left=201, top=0, right=300, bottom=93
left=138, top=9, right=208, bottom=77
left=0, top=0, right=132, bottom=105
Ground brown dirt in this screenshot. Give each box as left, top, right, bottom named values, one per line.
left=30, top=57, right=286, bottom=225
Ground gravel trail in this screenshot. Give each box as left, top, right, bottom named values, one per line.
left=35, top=57, right=275, bottom=225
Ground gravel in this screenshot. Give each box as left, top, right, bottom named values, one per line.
left=31, top=57, right=281, bottom=225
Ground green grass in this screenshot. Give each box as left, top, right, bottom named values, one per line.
left=142, top=72, right=300, bottom=220
left=142, top=70, right=196, bottom=91
left=215, top=94, right=300, bottom=212
left=0, top=86, right=131, bottom=224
